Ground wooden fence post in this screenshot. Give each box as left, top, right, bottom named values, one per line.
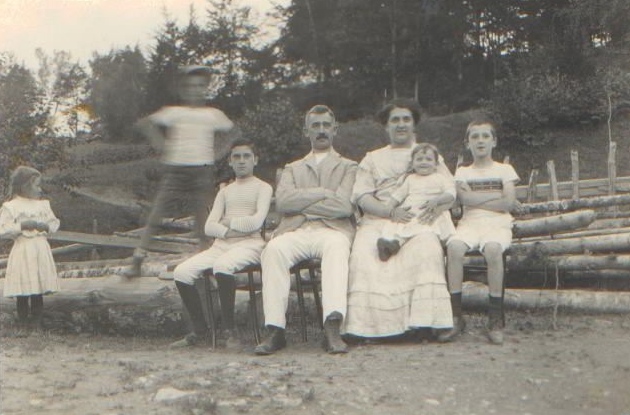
left=571, top=150, right=579, bottom=200
left=547, top=160, right=559, bottom=201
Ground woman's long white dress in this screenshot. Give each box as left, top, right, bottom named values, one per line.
left=343, top=146, right=453, bottom=337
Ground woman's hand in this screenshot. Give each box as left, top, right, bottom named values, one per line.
left=390, top=206, right=414, bottom=223
left=417, top=200, right=446, bottom=225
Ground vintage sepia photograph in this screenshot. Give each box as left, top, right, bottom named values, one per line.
left=1, top=0, right=629, bottom=414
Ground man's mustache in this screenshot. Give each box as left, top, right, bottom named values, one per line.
left=316, top=133, right=329, bottom=139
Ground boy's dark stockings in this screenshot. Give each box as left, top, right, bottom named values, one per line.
left=175, top=281, right=208, bottom=338
left=214, top=273, right=236, bottom=329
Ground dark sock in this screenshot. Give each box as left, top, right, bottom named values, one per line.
left=175, top=281, right=208, bottom=336
left=450, top=292, right=463, bottom=317
left=30, top=295, right=44, bottom=317
left=488, top=295, right=503, bottom=327
left=214, top=273, right=236, bottom=329
left=16, top=297, right=29, bottom=321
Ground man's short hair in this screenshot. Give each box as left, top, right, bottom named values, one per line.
left=377, top=98, right=421, bottom=125
left=230, top=138, right=257, bottom=156
left=304, top=104, right=336, bottom=125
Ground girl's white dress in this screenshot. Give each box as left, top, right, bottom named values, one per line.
left=0, top=197, right=60, bottom=297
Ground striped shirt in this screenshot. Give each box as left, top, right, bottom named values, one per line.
left=204, top=176, right=273, bottom=238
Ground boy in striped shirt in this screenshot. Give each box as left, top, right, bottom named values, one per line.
left=170, top=139, right=272, bottom=349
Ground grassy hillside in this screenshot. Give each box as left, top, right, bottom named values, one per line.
left=47, top=112, right=630, bottom=236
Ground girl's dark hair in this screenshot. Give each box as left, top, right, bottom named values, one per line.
left=376, top=98, right=421, bottom=125
left=230, top=138, right=257, bottom=156
left=9, top=166, right=41, bottom=198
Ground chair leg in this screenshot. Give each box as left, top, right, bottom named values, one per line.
left=247, top=270, right=261, bottom=344
left=203, top=274, right=217, bottom=349
left=308, top=266, right=323, bottom=329
left=293, top=269, right=308, bottom=342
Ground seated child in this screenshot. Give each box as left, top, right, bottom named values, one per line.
left=377, top=143, right=456, bottom=261
left=439, top=118, right=519, bottom=345
left=170, top=139, right=272, bottom=349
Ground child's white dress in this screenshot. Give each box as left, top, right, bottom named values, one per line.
left=0, top=197, right=60, bottom=297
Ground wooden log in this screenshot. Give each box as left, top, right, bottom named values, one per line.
left=547, top=160, right=559, bottom=201
left=113, top=231, right=199, bottom=245
left=510, top=232, right=630, bottom=256
left=0, top=275, right=294, bottom=337
left=587, top=217, right=630, bottom=230
left=515, top=226, right=630, bottom=243
left=596, top=210, right=630, bottom=219
left=512, top=210, right=596, bottom=238
left=571, top=150, right=579, bottom=199
left=0, top=243, right=92, bottom=268
left=49, top=230, right=193, bottom=254
left=515, top=176, right=630, bottom=201
left=517, top=194, right=630, bottom=215
left=462, top=282, right=630, bottom=313
left=0, top=255, right=189, bottom=279
left=465, top=253, right=630, bottom=271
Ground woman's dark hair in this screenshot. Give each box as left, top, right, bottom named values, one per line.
left=376, top=98, right=421, bottom=125
left=8, top=166, right=41, bottom=198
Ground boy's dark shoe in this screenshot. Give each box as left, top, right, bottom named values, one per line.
left=436, top=316, right=466, bottom=343
left=322, top=312, right=348, bottom=354
left=254, top=326, right=286, bottom=355
left=377, top=238, right=400, bottom=261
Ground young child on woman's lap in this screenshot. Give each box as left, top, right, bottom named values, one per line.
left=0, top=166, right=60, bottom=331
left=377, top=143, right=455, bottom=261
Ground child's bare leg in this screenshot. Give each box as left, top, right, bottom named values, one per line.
left=446, top=241, right=468, bottom=294
left=483, top=243, right=504, bottom=296
left=482, top=242, right=505, bottom=345
left=437, top=241, right=468, bottom=343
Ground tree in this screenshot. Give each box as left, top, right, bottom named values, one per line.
left=36, top=49, right=90, bottom=139
left=0, top=56, right=60, bottom=191
left=89, top=47, right=147, bottom=141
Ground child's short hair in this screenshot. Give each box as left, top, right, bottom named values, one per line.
left=411, top=143, right=440, bottom=165
left=9, top=166, right=41, bottom=198
left=464, top=117, right=497, bottom=142
left=377, top=98, right=421, bottom=125
left=230, top=138, right=257, bottom=156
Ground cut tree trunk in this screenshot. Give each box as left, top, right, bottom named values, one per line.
left=510, top=233, right=630, bottom=256
left=463, top=282, right=630, bottom=313
left=465, top=253, right=630, bottom=271
left=517, top=194, right=630, bottom=215
left=513, top=210, right=596, bottom=238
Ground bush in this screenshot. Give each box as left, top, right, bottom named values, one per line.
left=490, top=73, right=606, bottom=146
left=237, top=95, right=307, bottom=166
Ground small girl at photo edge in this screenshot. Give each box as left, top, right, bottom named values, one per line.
left=0, top=166, right=60, bottom=331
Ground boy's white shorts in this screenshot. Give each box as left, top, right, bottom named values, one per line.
left=447, top=217, right=512, bottom=252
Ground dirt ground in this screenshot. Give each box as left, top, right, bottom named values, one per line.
left=1, top=310, right=629, bottom=415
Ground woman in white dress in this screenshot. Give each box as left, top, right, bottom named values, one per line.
left=343, top=99, right=454, bottom=339
left=0, top=166, right=60, bottom=328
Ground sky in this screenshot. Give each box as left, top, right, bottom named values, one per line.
left=0, top=0, right=287, bottom=70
